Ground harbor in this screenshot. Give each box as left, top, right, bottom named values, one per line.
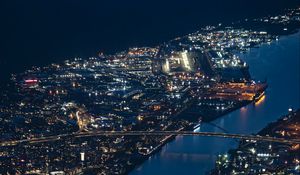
left=131, top=30, right=300, bottom=175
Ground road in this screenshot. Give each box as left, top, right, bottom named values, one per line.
left=1, top=130, right=300, bottom=147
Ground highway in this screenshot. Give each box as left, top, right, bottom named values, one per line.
left=1, top=130, right=300, bottom=147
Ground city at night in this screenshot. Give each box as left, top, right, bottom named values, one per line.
left=0, top=1, right=300, bottom=175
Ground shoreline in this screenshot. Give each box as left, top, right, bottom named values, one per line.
left=128, top=29, right=299, bottom=175
left=1, top=6, right=299, bottom=174
left=126, top=99, right=256, bottom=174
left=210, top=109, right=300, bottom=174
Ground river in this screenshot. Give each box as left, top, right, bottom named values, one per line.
left=130, top=31, right=300, bottom=175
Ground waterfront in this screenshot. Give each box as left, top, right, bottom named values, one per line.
left=1, top=2, right=300, bottom=173
left=131, top=31, right=300, bottom=175
left=1, top=0, right=298, bottom=85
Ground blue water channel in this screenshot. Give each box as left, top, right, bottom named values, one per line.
left=131, top=31, right=300, bottom=175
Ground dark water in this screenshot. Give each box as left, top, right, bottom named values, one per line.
left=0, top=1, right=299, bottom=174
left=1, top=0, right=299, bottom=84
left=130, top=31, right=300, bottom=174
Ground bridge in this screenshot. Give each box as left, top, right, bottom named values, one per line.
left=1, top=130, right=300, bottom=147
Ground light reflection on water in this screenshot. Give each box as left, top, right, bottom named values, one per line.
left=131, top=31, right=300, bottom=175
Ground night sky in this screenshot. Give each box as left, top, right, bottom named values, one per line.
left=0, top=0, right=299, bottom=83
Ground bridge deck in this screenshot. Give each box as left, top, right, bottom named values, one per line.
left=1, top=131, right=300, bottom=147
